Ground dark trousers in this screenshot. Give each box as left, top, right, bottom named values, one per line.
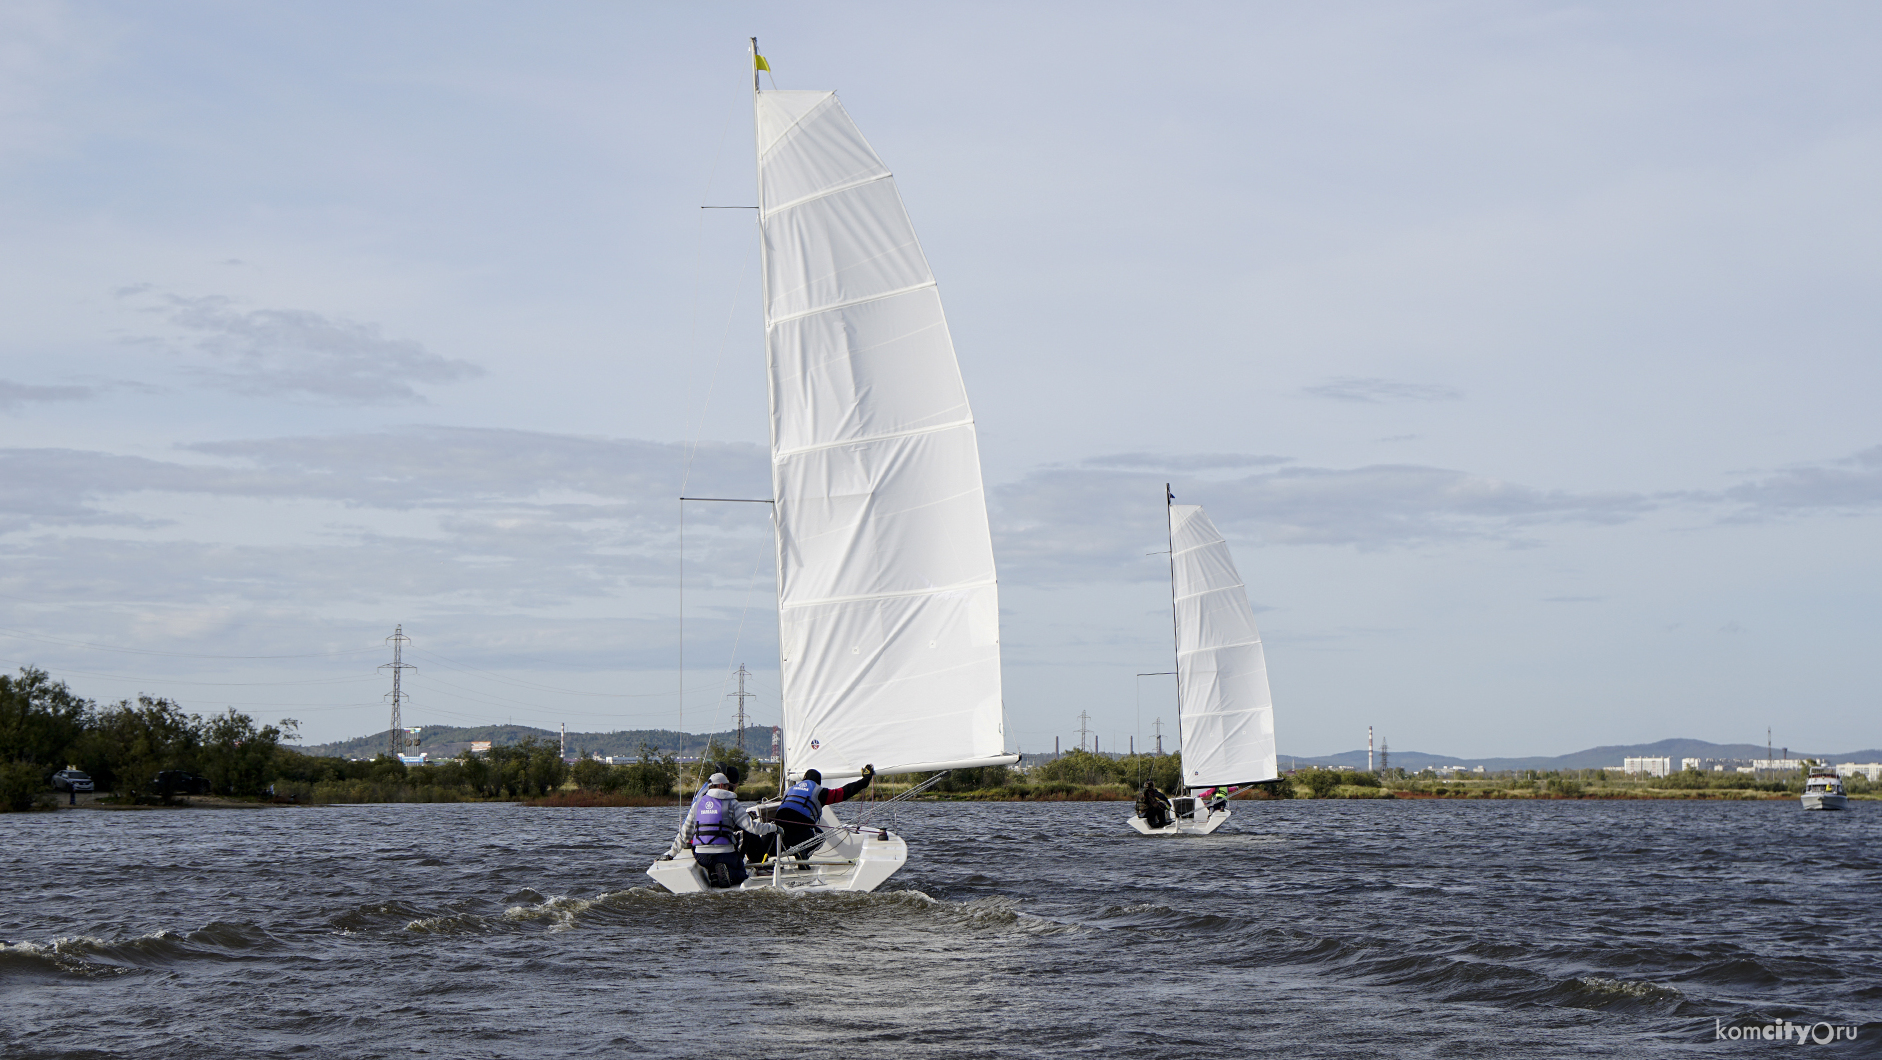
left=774, top=811, right=820, bottom=861
left=1142, top=803, right=1170, bottom=828
left=695, top=850, right=748, bottom=889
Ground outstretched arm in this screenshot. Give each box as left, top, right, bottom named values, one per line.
left=824, top=764, right=876, bottom=806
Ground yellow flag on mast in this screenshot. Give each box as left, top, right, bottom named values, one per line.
left=754, top=54, right=771, bottom=72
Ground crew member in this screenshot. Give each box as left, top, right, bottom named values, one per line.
left=662, top=772, right=775, bottom=888
left=1136, top=780, right=1172, bottom=829
left=1205, top=786, right=1232, bottom=814
left=664, top=763, right=744, bottom=856
left=772, top=765, right=875, bottom=861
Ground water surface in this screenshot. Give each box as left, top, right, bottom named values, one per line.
left=4, top=799, right=1877, bottom=1057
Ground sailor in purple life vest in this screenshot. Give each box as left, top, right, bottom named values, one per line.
left=661, top=772, right=776, bottom=888
left=664, top=763, right=744, bottom=855
left=771, top=764, right=875, bottom=862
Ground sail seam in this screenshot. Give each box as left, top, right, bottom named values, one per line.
left=1173, top=584, right=1247, bottom=603
left=780, top=577, right=997, bottom=611
left=1176, top=639, right=1262, bottom=655
left=773, top=416, right=973, bottom=460
left=762, top=171, right=893, bottom=219
left=766, top=280, right=937, bottom=328
left=1171, top=540, right=1223, bottom=559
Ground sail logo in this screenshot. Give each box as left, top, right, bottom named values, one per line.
left=809, top=739, right=820, bottom=749
left=1715, top=1018, right=1859, bottom=1044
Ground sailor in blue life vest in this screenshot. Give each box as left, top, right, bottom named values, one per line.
left=771, top=765, right=875, bottom=861
left=661, top=772, right=776, bottom=888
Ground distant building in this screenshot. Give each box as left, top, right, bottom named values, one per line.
left=1835, top=763, right=1882, bottom=782
left=1623, top=757, right=1672, bottom=777
left=397, top=753, right=429, bottom=766
left=470, top=741, right=492, bottom=754
left=1683, top=757, right=1754, bottom=773
left=1751, top=758, right=1805, bottom=772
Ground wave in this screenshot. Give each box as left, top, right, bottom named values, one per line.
left=0, top=922, right=284, bottom=980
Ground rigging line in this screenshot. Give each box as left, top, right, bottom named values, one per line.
left=679, top=241, right=759, bottom=497
left=0, top=627, right=381, bottom=660
left=712, top=527, right=776, bottom=747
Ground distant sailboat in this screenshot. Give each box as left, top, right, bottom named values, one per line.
left=1129, top=489, right=1279, bottom=835
left=649, top=42, right=1014, bottom=893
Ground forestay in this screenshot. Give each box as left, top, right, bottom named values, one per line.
left=756, top=90, right=1011, bottom=780
left=1170, top=504, right=1278, bottom=788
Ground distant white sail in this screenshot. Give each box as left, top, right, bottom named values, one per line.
left=1170, top=504, right=1278, bottom=788
left=756, top=90, right=1010, bottom=780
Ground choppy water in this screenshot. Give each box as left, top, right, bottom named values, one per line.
left=3, top=799, right=1878, bottom=1057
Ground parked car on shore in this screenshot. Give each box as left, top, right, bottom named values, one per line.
left=50, top=769, right=94, bottom=793
left=150, top=771, right=211, bottom=796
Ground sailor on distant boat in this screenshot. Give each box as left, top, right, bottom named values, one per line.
left=663, top=772, right=775, bottom=888
left=772, top=765, right=875, bottom=861
left=1136, top=781, right=1173, bottom=830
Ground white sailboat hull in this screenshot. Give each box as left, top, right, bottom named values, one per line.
left=1128, top=803, right=1231, bottom=836
left=646, top=806, right=909, bottom=893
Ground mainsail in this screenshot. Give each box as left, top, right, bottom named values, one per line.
left=1170, top=504, right=1278, bottom=788
left=756, top=89, right=1011, bottom=780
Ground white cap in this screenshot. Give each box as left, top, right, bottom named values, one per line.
left=709, top=772, right=730, bottom=786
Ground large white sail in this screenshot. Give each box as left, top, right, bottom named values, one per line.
left=1170, top=504, right=1278, bottom=788
left=756, top=89, right=1010, bottom=780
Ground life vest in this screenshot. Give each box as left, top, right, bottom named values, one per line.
left=777, top=779, right=824, bottom=822
left=690, top=792, right=739, bottom=847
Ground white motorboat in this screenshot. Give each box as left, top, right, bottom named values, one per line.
left=1802, top=769, right=1848, bottom=811
left=1127, top=493, right=1280, bottom=835
left=649, top=42, right=1015, bottom=893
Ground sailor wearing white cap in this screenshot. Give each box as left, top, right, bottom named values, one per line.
left=662, top=772, right=776, bottom=888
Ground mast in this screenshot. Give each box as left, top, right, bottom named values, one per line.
left=1166, top=483, right=1183, bottom=789
left=750, top=36, right=790, bottom=796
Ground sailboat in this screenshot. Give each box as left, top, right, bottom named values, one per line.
left=648, top=42, right=1015, bottom=894
left=1129, top=489, right=1279, bottom=835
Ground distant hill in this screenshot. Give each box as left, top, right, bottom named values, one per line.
left=299, top=724, right=777, bottom=761
left=1281, top=738, right=1882, bottom=773
left=300, top=727, right=1880, bottom=771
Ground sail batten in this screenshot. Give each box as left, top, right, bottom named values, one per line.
left=759, top=88, right=1006, bottom=780
left=1170, top=504, right=1279, bottom=788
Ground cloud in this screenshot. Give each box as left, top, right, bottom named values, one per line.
left=0, top=380, right=94, bottom=412
left=994, top=457, right=1656, bottom=581
left=1303, top=377, right=1463, bottom=403
left=0, top=428, right=774, bottom=590
left=148, top=295, right=482, bottom=403
left=1077, top=452, right=1291, bottom=472
left=1720, top=445, right=1882, bottom=515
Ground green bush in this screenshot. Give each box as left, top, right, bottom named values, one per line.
left=1031, top=750, right=1182, bottom=791
left=612, top=744, right=678, bottom=797
left=1295, top=768, right=1380, bottom=797
left=1, top=760, right=45, bottom=812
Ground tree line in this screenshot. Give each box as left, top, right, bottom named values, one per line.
left=0, top=666, right=688, bottom=810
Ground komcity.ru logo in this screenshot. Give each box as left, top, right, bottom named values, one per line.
left=1715, top=1018, right=1859, bottom=1045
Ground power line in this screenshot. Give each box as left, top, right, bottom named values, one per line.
left=0, top=627, right=382, bottom=660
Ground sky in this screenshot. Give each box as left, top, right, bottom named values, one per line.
left=1, top=1, right=1878, bottom=758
